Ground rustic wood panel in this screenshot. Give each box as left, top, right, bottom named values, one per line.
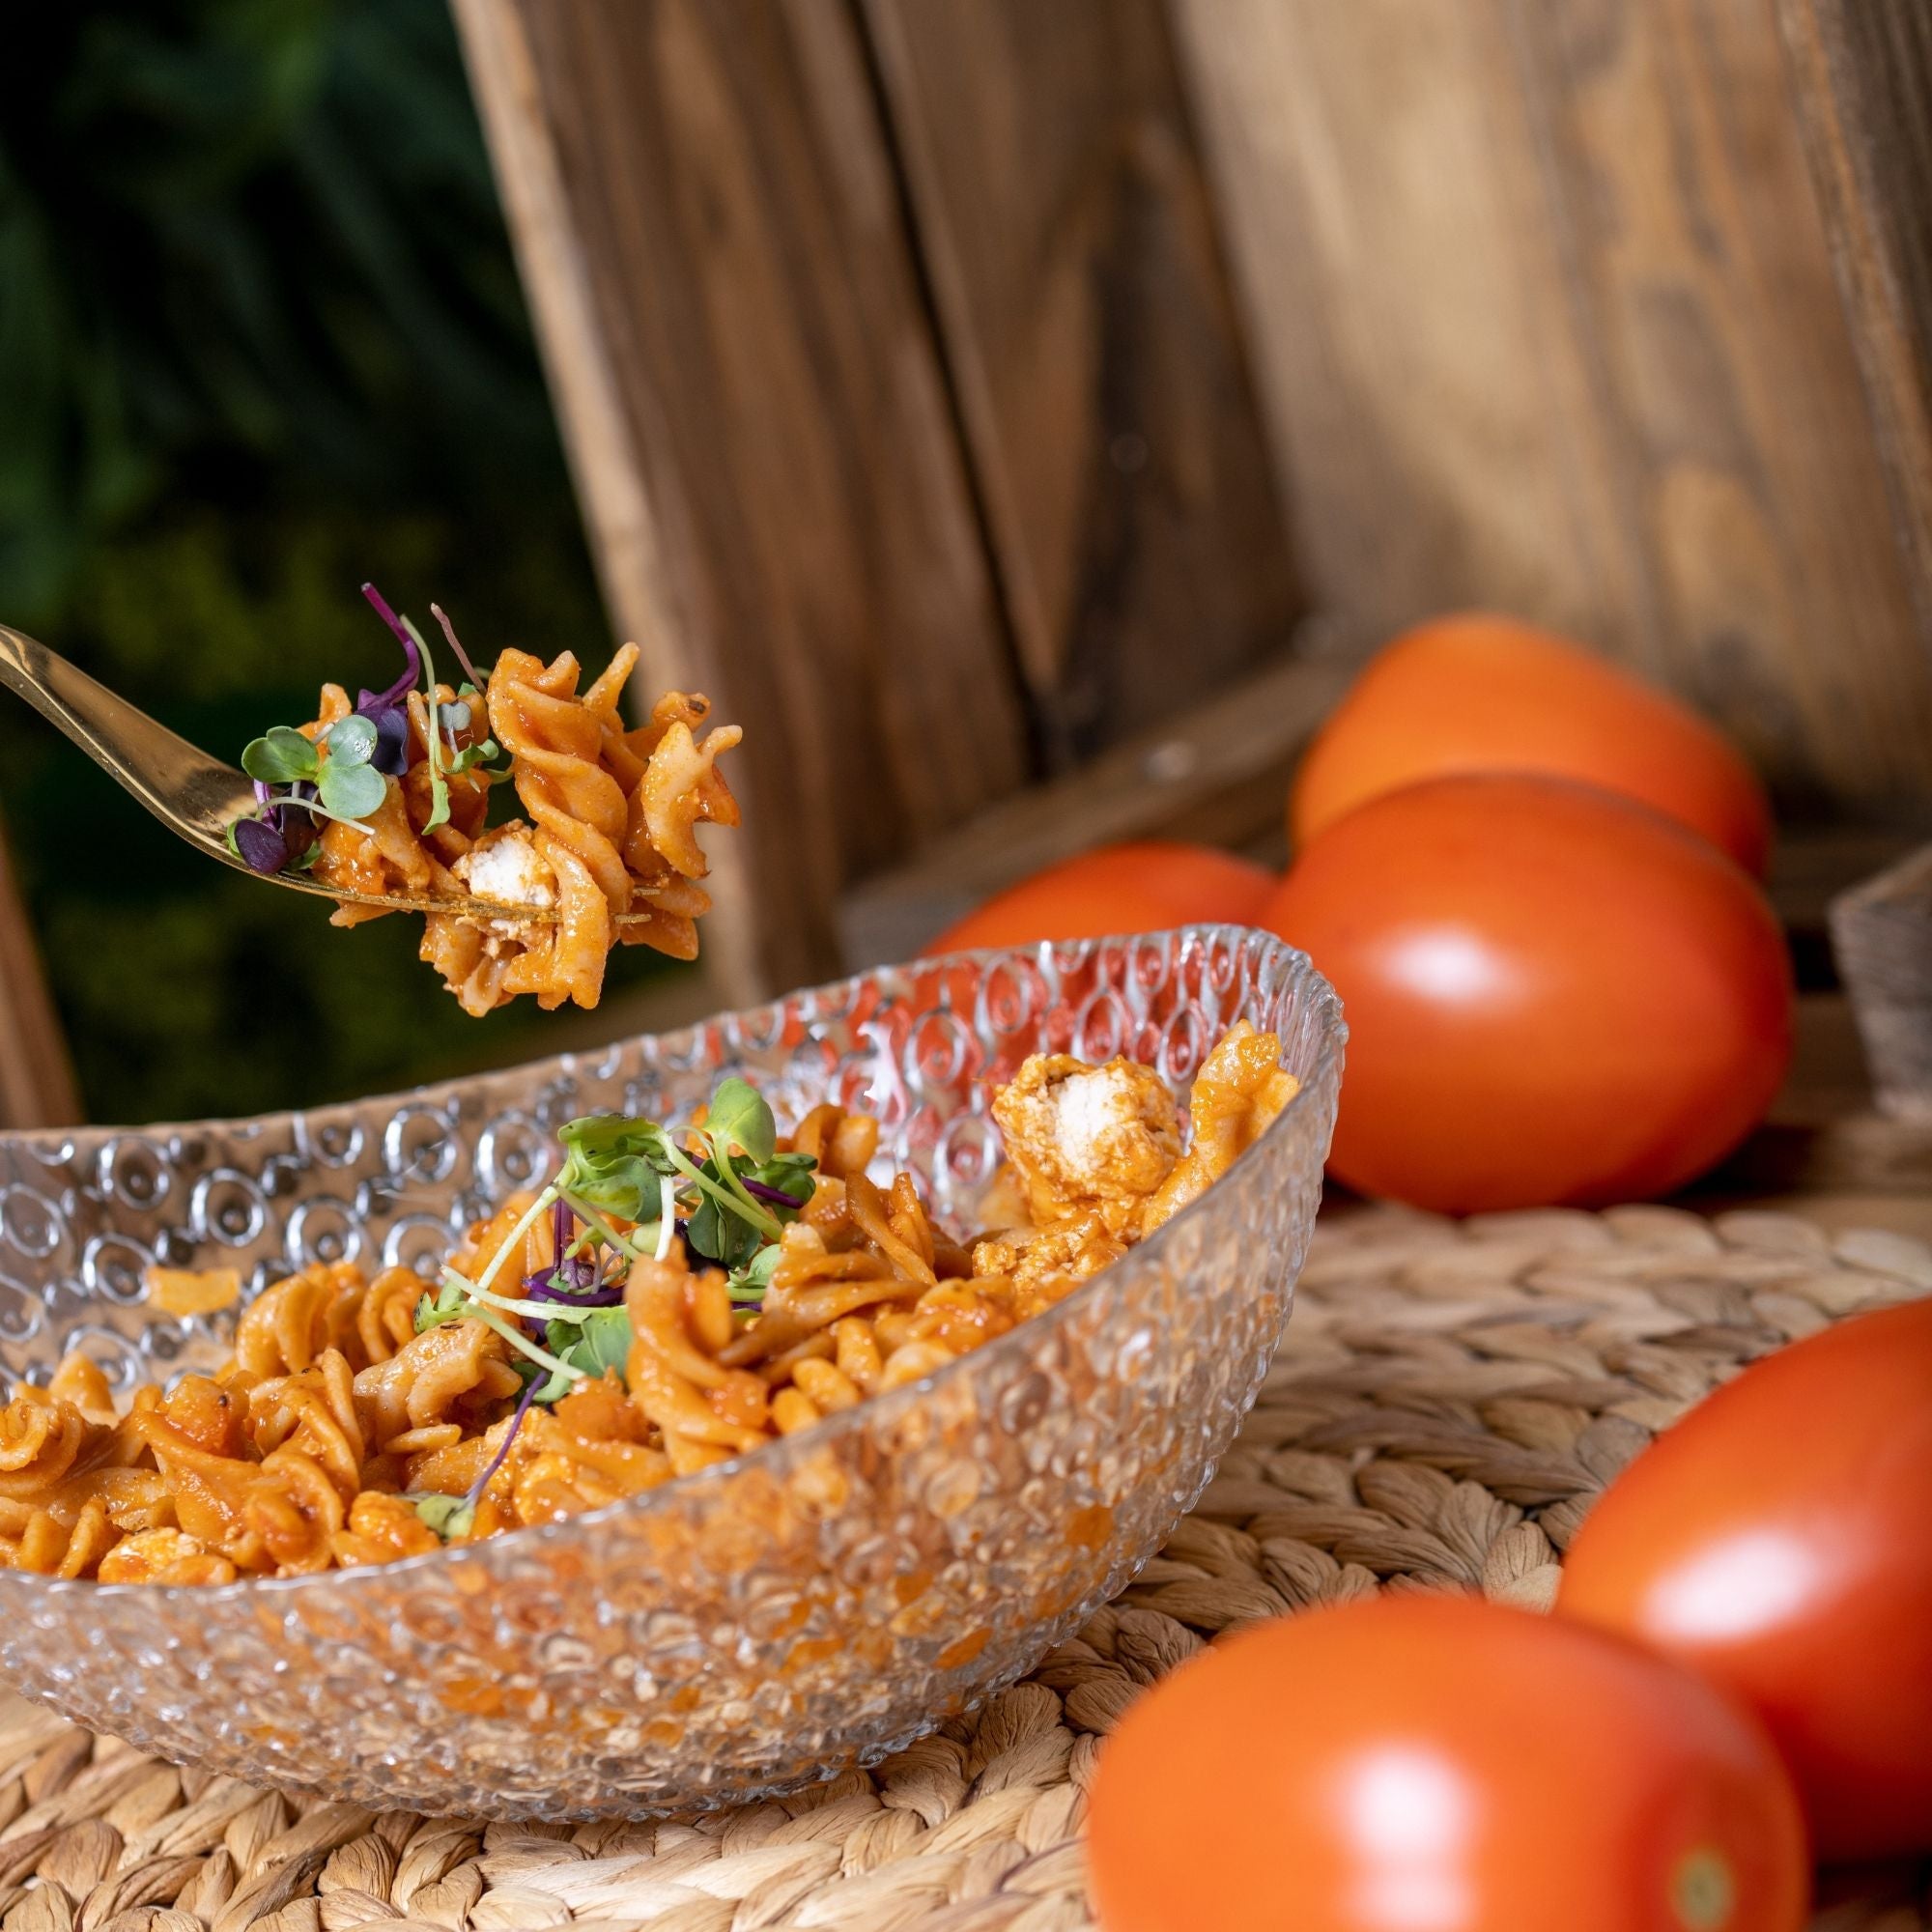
left=1172, top=0, right=1932, bottom=813
left=839, top=642, right=1357, bottom=966
left=860, top=0, right=1298, bottom=760
left=452, top=0, right=1031, bottom=994
left=1777, top=0, right=1932, bottom=645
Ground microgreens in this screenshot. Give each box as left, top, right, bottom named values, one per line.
left=727, top=1241, right=783, bottom=1307
left=403, top=1077, right=818, bottom=1525
left=226, top=581, right=507, bottom=876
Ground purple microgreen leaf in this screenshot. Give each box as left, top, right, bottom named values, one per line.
left=230, top=815, right=291, bottom=874
left=364, top=705, right=411, bottom=777
left=359, top=582, right=425, bottom=711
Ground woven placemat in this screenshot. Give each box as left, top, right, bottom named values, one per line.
left=2, top=1202, right=1929, bottom=1932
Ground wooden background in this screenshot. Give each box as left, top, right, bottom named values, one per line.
left=450, top=0, right=1932, bottom=1007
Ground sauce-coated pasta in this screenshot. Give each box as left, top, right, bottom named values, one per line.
left=0, top=1026, right=1295, bottom=1583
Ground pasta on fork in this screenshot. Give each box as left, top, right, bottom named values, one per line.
left=0, top=1023, right=1297, bottom=1584
left=224, top=584, right=741, bottom=1014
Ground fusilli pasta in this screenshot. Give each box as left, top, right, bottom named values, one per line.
left=0, top=1027, right=1295, bottom=1582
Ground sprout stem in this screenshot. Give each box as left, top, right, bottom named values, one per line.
left=664, top=1140, right=781, bottom=1242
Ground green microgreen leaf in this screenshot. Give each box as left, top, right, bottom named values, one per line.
left=556, top=1115, right=677, bottom=1223
left=409, top=1492, right=475, bottom=1541
left=549, top=1304, right=632, bottom=1383
left=241, top=726, right=319, bottom=785
left=446, top=737, right=505, bottom=776
left=317, top=757, right=387, bottom=821
left=708, top=1076, right=777, bottom=1164
left=727, top=1242, right=781, bottom=1303
left=687, top=1149, right=812, bottom=1267
left=687, top=1178, right=760, bottom=1270
left=414, top=1280, right=470, bottom=1333
left=322, top=714, right=379, bottom=766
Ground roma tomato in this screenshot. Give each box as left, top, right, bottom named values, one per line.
left=1292, top=615, right=1772, bottom=874
left=1261, top=775, right=1792, bottom=1211
left=1088, top=1593, right=1808, bottom=1932
left=1560, top=1296, right=1932, bottom=1861
left=924, top=841, right=1274, bottom=954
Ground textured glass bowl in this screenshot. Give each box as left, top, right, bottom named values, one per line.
left=0, top=926, right=1341, bottom=1818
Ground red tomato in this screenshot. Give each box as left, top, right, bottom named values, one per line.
left=1559, top=1296, right=1932, bottom=1861
left=1088, top=1593, right=1808, bottom=1932
left=1261, top=775, right=1792, bottom=1211
left=1292, top=614, right=1773, bottom=874
left=924, top=841, right=1274, bottom=954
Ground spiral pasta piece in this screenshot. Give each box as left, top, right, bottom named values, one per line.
left=245, top=1350, right=365, bottom=1502
left=355, top=1266, right=426, bottom=1365
left=353, top=1321, right=523, bottom=1452
left=0, top=1394, right=91, bottom=1503
left=235, top=1264, right=367, bottom=1379
left=0, top=1498, right=119, bottom=1578
left=291, top=643, right=739, bottom=1013
left=1142, top=1020, right=1300, bottom=1234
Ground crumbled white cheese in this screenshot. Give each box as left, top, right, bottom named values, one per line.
left=1050, top=1066, right=1142, bottom=1177
left=454, top=828, right=556, bottom=910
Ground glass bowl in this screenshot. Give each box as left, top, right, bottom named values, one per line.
left=0, top=925, right=1341, bottom=1818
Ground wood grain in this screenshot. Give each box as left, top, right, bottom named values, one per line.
left=838, top=642, right=1357, bottom=966
left=452, top=0, right=1031, bottom=994
left=860, top=0, right=1298, bottom=760
left=1171, top=0, right=1932, bottom=811
left=1777, top=0, right=1932, bottom=647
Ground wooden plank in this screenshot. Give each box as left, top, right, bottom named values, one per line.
left=860, top=0, right=1299, bottom=760
left=838, top=641, right=1357, bottom=967
left=0, top=823, right=79, bottom=1128
left=451, top=0, right=1031, bottom=996
left=1171, top=0, right=1932, bottom=812
left=1777, top=0, right=1932, bottom=646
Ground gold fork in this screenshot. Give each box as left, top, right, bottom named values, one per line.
left=0, top=622, right=624, bottom=925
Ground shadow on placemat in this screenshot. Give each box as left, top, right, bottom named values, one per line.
left=0, top=1202, right=1927, bottom=1932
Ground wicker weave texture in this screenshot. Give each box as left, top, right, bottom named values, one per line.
left=0, top=1201, right=1926, bottom=1932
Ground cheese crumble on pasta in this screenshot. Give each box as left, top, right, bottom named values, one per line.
left=0, top=1024, right=1296, bottom=1584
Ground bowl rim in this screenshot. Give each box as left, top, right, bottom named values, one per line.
left=4, top=923, right=1343, bottom=1605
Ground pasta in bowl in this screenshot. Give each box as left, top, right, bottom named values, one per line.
left=0, top=927, right=1341, bottom=1817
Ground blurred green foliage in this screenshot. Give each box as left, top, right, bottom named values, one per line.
left=0, top=0, right=664, bottom=1123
